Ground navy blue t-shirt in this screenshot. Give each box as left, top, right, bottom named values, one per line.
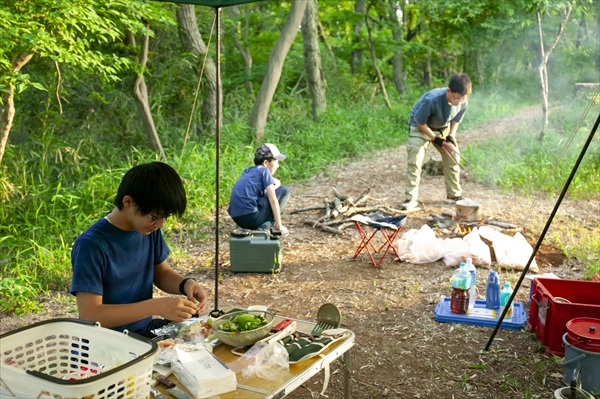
left=409, top=88, right=468, bottom=130
left=228, top=165, right=275, bottom=218
left=70, top=217, right=169, bottom=334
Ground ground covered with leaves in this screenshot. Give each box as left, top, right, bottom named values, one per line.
left=2, top=107, right=598, bottom=398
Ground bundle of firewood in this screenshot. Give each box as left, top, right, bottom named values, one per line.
left=290, top=187, right=406, bottom=235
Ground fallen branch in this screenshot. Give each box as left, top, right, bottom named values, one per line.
left=338, top=222, right=355, bottom=231
left=305, top=219, right=344, bottom=235
left=290, top=205, right=326, bottom=214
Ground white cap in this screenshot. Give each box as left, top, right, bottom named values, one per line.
left=256, top=143, right=286, bottom=160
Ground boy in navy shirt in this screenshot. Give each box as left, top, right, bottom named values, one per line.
left=71, top=162, right=208, bottom=337
left=228, top=144, right=290, bottom=236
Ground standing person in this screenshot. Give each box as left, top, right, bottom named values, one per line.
left=400, top=73, right=472, bottom=211
left=228, top=143, right=290, bottom=236
left=71, top=162, right=208, bottom=337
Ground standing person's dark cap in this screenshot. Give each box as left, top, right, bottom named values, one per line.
left=256, top=144, right=286, bottom=161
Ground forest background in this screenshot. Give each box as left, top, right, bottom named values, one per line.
left=0, top=0, right=598, bottom=315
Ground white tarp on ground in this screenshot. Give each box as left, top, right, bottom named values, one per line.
left=396, top=224, right=538, bottom=272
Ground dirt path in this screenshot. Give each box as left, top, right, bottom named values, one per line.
left=2, top=106, right=598, bottom=398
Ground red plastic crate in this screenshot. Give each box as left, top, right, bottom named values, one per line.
left=529, top=278, right=600, bottom=356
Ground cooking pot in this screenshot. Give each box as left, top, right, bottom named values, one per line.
left=455, top=200, right=482, bottom=222
left=560, top=320, right=600, bottom=394
left=567, top=317, right=600, bottom=353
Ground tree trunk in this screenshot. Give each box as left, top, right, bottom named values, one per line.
left=575, top=10, right=587, bottom=48
left=228, top=5, right=253, bottom=94
left=0, top=52, right=34, bottom=165
left=250, top=0, right=308, bottom=140
left=476, top=50, right=484, bottom=90
left=351, top=0, right=366, bottom=75
left=536, top=7, right=572, bottom=141
left=423, top=51, right=432, bottom=87
left=388, top=0, right=405, bottom=96
left=126, top=29, right=166, bottom=160
left=302, top=0, right=326, bottom=119
left=317, top=21, right=337, bottom=72
left=365, top=3, right=391, bottom=108
left=176, top=4, right=220, bottom=133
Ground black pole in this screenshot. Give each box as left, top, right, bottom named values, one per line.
left=214, top=6, right=221, bottom=311
left=484, top=112, right=600, bottom=351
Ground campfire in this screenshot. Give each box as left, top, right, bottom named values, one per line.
left=429, top=210, right=520, bottom=237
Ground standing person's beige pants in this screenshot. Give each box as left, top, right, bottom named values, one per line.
left=405, top=125, right=461, bottom=202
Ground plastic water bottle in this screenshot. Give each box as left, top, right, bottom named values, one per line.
left=500, top=282, right=514, bottom=317
left=485, top=270, right=501, bottom=310
left=450, top=263, right=471, bottom=314
left=464, top=258, right=476, bottom=309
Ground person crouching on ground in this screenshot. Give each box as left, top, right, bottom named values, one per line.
left=228, top=143, right=290, bottom=237
left=71, top=162, right=208, bottom=337
left=401, top=73, right=472, bottom=211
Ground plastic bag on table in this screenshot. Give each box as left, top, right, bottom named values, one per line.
left=477, top=226, right=538, bottom=271
left=151, top=318, right=212, bottom=342
left=227, top=340, right=289, bottom=381
left=242, top=341, right=289, bottom=380
left=397, top=225, right=445, bottom=263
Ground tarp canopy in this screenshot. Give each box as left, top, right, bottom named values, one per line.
left=155, top=0, right=260, bottom=7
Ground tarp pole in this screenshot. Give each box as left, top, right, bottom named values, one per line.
left=484, top=112, right=600, bottom=351
left=214, top=6, right=221, bottom=311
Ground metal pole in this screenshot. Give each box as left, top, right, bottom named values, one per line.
left=214, top=6, right=221, bottom=311
left=484, top=112, right=599, bottom=351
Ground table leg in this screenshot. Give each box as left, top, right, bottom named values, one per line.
left=342, top=350, right=351, bottom=399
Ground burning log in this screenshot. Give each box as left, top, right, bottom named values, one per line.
left=486, top=220, right=518, bottom=230
left=429, top=212, right=521, bottom=234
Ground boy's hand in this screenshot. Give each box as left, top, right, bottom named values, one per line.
left=157, top=297, right=199, bottom=322
left=186, top=282, right=208, bottom=314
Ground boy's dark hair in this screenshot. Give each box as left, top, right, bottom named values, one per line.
left=254, top=155, right=274, bottom=166
left=449, top=74, right=472, bottom=96
left=113, top=162, right=187, bottom=217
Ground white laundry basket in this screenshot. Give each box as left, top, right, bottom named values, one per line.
left=0, top=318, right=158, bottom=399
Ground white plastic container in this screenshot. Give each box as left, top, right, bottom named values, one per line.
left=0, top=318, right=158, bottom=399
left=464, top=258, right=476, bottom=309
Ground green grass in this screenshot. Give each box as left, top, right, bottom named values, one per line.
left=1, top=80, right=598, bottom=315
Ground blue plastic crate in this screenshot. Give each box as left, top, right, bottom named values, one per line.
left=434, top=298, right=527, bottom=330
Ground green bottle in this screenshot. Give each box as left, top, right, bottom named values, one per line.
left=500, top=282, right=513, bottom=317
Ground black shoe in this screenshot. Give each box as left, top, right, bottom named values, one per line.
left=399, top=200, right=418, bottom=211
left=270, top=227, right=289, bottom=237
left=445, top=196, right=464, bottom=203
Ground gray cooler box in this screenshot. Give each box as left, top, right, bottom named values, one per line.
left=229, top=229, right=282, bottom=273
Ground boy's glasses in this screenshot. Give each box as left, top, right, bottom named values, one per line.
left=148, top=213, right=169, bottom=223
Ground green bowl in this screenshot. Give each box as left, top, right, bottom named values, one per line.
left=212, top=310, right=275, bottom=347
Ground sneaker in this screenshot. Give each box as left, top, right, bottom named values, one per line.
left=399, top=200, right=418, bottom=211
left=257, top=221, right=272, bottom=231
left=445, top=196, right=464, bottom=204
left=270, top=227, right=289, bottom=237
